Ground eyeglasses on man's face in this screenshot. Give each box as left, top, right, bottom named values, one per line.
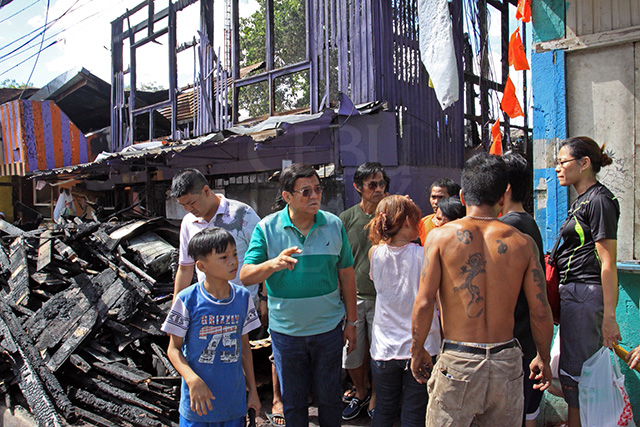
left=363, top=179, right=387, bottom=191
left=291, top=185, right=324, bottom=197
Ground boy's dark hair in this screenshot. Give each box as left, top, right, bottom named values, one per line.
left=279, top=163, right=319, bottom=193
left=187, top=227, right=236, bottom=262
left=503, top=153, right=531, bottom=203
left=353, top=162, right=390, bottom=191
left=429, top=178, right=461, bottom=198
left=438, top=196, right=465, bottom=221
left=171, top=169, right=209, bottom=198
left=461, top=153, right=508, bottom=207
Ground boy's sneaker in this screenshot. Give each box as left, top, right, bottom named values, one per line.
left=341, top=392, right=371, bottom=420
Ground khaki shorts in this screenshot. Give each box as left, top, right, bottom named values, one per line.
left=426, top=344, right=524, bottom=427
left=342, top=298, right=375, bottom=369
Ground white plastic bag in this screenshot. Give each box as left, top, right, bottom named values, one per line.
left=550, top=330, right=561, bottom=380
left=579, top=346, right=635, bottom=427
left=53, top=190, right=75, bottom=223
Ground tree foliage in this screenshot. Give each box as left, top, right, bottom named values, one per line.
left=0, top=79, right=29, bottom=89
left=238, top=0, right=309, bottom=119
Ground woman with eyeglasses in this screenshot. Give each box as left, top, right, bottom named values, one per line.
left=554, top=136, right=620, bottom=427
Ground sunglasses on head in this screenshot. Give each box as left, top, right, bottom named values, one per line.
left=363, top=179, right=387, bottom=190
left=291, top=185, right=324, bottom=197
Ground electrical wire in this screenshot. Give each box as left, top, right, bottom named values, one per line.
left=19, top=0, right=49, bottom=98
left=0, top=0, right=38, bottom=25
left=0, top=0, right=86, bottom=54
left=0, top=4, right=105, bottom=63
left=0, top=0, right=131, bottom=78
left=0, top=39, right=57, bottom=78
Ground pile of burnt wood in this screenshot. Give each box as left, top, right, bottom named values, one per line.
left=0, top=216, right=182, bottom=427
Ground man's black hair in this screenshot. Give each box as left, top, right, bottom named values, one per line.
left=279, top=163, right=319, bottom=193
left=187, top=227, right=237, bottom=262
left=171, top=169, right=209, bottom=198
left=438, top=196, right=465, bottom=221
left=429, top=178, right=461, bottom=198
left=503, top=153, right=531, bottom=204
left=461, top=153, right=508, bottom=207
left=353, top=162, right=390, bottom=191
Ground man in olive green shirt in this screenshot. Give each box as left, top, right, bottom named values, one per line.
left=339, top=162, right=389, bottom=420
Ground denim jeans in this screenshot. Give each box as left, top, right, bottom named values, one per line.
left=271, top=323, right=343, bottom=427
left=370, top=358, right=429, bottom=427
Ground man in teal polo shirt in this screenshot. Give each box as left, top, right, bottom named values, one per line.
left=240, top=163, right=358, bottom=427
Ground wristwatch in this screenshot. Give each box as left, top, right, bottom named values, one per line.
left=259, top=295, right=268, bottom=302
left=345, top=319, right=359, bottom=327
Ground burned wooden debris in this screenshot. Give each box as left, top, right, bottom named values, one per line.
left=0, top=216, right=181, bottom=426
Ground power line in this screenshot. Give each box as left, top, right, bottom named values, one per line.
left=0, top=40, right=57, bottom=78
left=19, top=0, right=50, bottom=97
left=0, top=0, right=84, bottom=53
left=0, top=0, right=38, bottom=25
left=0, top=0, right=131, bottom=75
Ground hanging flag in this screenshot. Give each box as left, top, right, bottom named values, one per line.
left=490, top=120, right=502, bottom=155
left=501, top=77, right=524, bottom=118
left=516, top=0, right=531, bottom=22
left=418, top=0, right=459, bottom=110
left=509, top=28, right=530, bottom=71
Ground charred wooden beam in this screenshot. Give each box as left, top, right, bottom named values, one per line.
left=0, top=301, right=76, bottom=422
left=118, top=251, right=157, bottom=285
left=7, top=236, right=30, bottom=306
left=92, top=361, right=151, bottom=385
left=37, top=231, right=53, bottom=271
left=67, top=387, right=163, bottom=427
left=74, top=407, right=121, bottom=427
left=47, top=271, right=141, bottom=371
left=53, top=239, right=89, bottom=269
left=150, top=342, right=178, bottom=377
left=69, top=354, right=92, bottom=373
left=77, top=375, right=164, bottom=414
left=0, top=219, right=27, bottom=237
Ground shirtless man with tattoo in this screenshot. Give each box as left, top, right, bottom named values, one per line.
left=410, top=153, right=554, bottom=427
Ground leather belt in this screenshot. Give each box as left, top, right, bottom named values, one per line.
left=442, top=340, right=518, bottom=355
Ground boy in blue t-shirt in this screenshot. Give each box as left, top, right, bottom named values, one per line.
left=162, top=227, right=261, bottom=426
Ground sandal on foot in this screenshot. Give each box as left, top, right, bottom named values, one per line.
left=342, top=385, right=357, bottom=403
left=266, top=413, right=286, bottom=426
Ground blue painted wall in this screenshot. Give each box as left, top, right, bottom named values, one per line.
left=531, top=49, right=568, bottom=251
left=617, top=270, right=640, bottom=419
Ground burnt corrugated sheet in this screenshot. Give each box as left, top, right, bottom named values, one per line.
left=375, top=0, right=464, bottom=168
left=312, top=0, right=464, bottom=169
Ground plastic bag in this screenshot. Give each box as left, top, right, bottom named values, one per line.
left=550, top=331, right=561, bottom=380
left=579, top=346, right=635, bottom=427
left=53, top=190, right=75, bottom=223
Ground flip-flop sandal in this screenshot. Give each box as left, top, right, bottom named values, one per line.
left=266, top=413, right=286, bottom=426
left=342, top=385, right=357, bottom=403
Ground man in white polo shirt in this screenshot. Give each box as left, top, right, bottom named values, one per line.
left=171, top=169, right=262, bottom=302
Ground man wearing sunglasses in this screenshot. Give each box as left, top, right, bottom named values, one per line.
left=241, top=163, right=358, bottom=427
left=339, top=162, right=390, bottom=420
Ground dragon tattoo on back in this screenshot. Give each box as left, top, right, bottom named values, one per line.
left=454, top=253, right=486, bottom=318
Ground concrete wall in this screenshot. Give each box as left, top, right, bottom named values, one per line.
left=565, top=42, right=638, bottom=260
